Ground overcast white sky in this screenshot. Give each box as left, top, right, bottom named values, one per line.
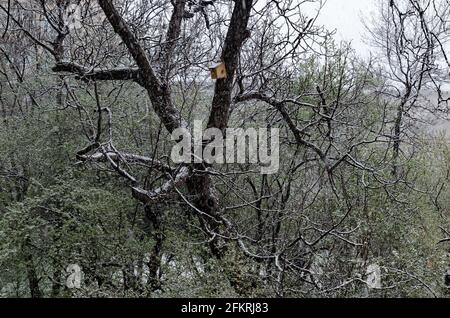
left=310, top=0, right=378, bottom=55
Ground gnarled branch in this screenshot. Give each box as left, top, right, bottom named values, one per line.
left=52, top=62, right=141, bottom=83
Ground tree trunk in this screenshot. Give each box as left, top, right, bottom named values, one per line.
left=144, top=206, right=164, bottom=291
left=23, top=238, right=42, bottom=298
left=392, top=102, right=404, bottom=177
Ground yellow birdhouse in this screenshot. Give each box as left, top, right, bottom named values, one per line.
left=209, top=62, right=227, bottom=79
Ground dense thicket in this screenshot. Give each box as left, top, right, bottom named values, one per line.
left=0, top=0, right=449, bottom=297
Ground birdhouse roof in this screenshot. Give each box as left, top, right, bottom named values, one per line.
left=208, top=62, right=223, bottom=69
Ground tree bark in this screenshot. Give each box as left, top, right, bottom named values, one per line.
left=23, top=238, right=42, bottom=298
